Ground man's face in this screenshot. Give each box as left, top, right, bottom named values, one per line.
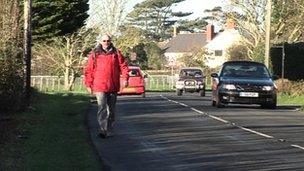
left=100, top=35, right=111, bottom=49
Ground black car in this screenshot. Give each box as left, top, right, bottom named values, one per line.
left=211, top=61, right=277, bottom=108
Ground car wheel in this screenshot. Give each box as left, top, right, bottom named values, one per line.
left=261, top=103, right=276, bottom=109
left=261, top=99, right=277, bottom=109
left=176, top=89, right=182, bottom=96
left=199, top=89, right=205, bottom=97
left=269, top=102, right=277, bottom=109
left=141, top=92, right=146, bottom=98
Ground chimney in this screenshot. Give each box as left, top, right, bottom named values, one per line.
left=226, top=19, right=236, bottom=29
left=206, top=24, right=214, bottom=42
left=173, top=25, right=178, bottom=37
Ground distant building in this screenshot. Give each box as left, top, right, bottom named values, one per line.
left=163, top=24, right=215, bottom=68
left=162, top=20, right=242, bottom=68
left=205, top=20, right=242, bottom=68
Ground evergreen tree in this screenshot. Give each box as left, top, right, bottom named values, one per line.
left=126, top=0, right=191, bottom=41
left=32, top=0, right=89, bottom=41
left=176, top=18, right=208, bottom=33
left=203, top=6, right=226, bottom=28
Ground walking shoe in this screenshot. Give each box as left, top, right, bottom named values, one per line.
left=97, top=130, right=107, bottom=139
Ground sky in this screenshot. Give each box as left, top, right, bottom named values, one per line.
left=126, top=0, right=228, bottom=20
left=86, top=0, right=229, bottom=32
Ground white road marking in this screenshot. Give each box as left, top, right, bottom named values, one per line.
left=238, top=126, right=274, bottom=139
left=190, top=107, right=205, bottom=114
left=208, top=115, right=230, bottom=124
left=291, top=145, right=304, bottom=150
left=179, top=103, right=189, bottom=107
left=160, top=95, right=304, bottom=151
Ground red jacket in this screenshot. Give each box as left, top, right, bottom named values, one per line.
left=84, top=46, right=129, bottom=92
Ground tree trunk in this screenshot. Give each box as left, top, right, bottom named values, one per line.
left=64, top=67, right=70, bottom=91
left=23, top=0, right=32, bottom=109
left=68, top=70, right=76, bottom=91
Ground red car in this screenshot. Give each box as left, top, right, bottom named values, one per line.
left=118, top=66, right=146, bottom=97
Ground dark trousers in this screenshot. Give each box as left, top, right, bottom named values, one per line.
left=95, top=92, right=117, bottom=132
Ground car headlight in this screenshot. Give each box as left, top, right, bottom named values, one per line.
left=222, top=84, right=236, bottom=90
left=262, top=86, right=274, bottom=91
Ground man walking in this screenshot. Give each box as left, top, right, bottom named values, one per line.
left=84, top=34, right=129, bottom=138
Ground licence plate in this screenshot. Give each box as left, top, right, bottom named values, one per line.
left=239, top=92, right=259, bottom=97
left=122, top=87, right=136, bottom=92
left=185, top=86, right=195, bottom=89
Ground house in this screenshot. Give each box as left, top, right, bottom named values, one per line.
left=163, top=25, right=215, bottom=68
left=205, top=20, right=242, bottom=68
left=162, top=20, right=242, bottom=69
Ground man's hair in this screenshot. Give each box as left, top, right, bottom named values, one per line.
left=96, top=33, right=112, bottom=42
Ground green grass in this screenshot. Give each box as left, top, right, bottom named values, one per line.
left=0, top=92, right=101, bottom=170
left=278, top=94, right=304, bottom=107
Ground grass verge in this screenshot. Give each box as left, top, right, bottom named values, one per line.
left=0, top=92, right=101, bottom=170
left=278, top=94, right=304, bottom=110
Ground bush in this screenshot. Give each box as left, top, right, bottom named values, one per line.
left=0, top=59, right=23, bottom=112
left=275, top=79, right=304, bottom=96
left=227, top=44, right=250, bottom=61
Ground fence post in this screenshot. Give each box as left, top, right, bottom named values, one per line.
left=162, top=77, right=165, bottom=89
left=39, top=77, right=43, bottom=91
left=32, top=77, right=36, bottom=87
left=46, top=77, right=49, bottom=92
left=52, top=77, right=55, bottom=91
left=149, top=79, right=152, bottom=90
left=57, top=77, right=60, bottom=91
left=171, top=76, right=174, bottom=90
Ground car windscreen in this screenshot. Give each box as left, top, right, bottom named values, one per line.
left=179, top=69, right=203, bottom=78
left=221, top=63, right=270, bottom=78
left=129, top=69, right=140, bottom=77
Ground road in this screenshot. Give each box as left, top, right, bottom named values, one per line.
left=87, top=92, right=304, bottom=171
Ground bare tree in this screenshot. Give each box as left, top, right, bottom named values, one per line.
left=86, top=0, right=128, bottom=36
left=228, top=0, right=267, bottom=60
left=228, top=0, right=304, bottom=60
left=272, top=0, right=304, bottom=43
left=178, top=47, right=207, bottom=67
left=32, top=28, right=97, bottom=91
left=0, top=0, right=21, bottom=53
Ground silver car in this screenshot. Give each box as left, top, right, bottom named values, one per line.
left=175, top=67, right=206, bottom=96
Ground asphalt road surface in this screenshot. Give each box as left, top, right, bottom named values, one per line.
left=87, top=92, right=304, bottom=171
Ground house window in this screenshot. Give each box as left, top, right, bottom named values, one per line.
left=214, top=50, right=223, bottom=56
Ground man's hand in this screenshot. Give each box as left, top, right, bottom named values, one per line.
left=86, top=87, right=93, bottom=94
left=123, top=80, right=129, bottom=87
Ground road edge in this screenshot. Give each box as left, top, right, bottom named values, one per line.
left=84, top=103, right=111, bottom=171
